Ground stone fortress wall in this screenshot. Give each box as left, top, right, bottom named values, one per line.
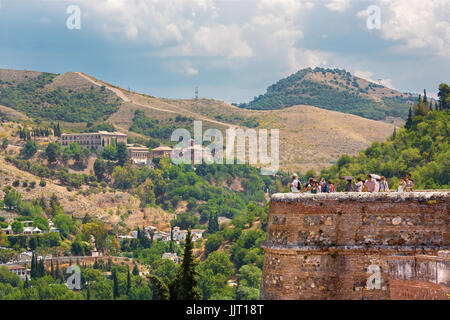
left=260, top=192, right=449, bottom=300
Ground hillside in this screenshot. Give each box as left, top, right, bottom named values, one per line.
left=238, top=67, right=417, bottom=121
left=0, top=68, right=396, bottom=173
left=321, top=85, right=449, bottom=191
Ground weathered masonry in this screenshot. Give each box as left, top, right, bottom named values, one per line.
left=260, top=192, right=449, bottom=300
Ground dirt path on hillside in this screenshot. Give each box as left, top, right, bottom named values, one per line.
left=75, top=72, right=236, bottom=129
left=76, top=72, right=131, bottom=102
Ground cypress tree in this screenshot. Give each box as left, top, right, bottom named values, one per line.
left=87, top=286, right=91, bottom=300
left=39, top=258, right=45, bottom=277
left=405, top=107, right=413, bottom=129
left=127, top=267, right=131, bottom=296
left=208, top=212, right=219, bottom=234
left=147, top=274, right=170, bottom=300
left=24, top=276, right=29, bottom=289
left=107, top=258, right=112, bottom=271
left=113, top=269, right=119, bottom=299
left=55, top=261, right=62, bottom=281
left=169, top=229, right=201, bottom=300
left=50, top=259, right=54, bottom=279
left=132, top=264, right=139, bottom=276
left=169, top=227, right=174, bottom=253
left=31, top=253, right=37, bottom=278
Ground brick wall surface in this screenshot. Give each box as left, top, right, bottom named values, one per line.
left=260, top=192, right=450, bottom=300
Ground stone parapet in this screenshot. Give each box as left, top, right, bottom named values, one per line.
left=260, top=191, right=450, bottom=300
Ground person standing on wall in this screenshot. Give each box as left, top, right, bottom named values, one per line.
left=397, top=177, right=406, bottom=192
left=405, top=174, right=414, bottom=192
left=379, top=176, right=389, bottom=192
left=328, top=180, right=335, bottom=193
left=345, top=179, right=353, bottom=192
left=290, top=173, right=301, bottom=193
left=303, top=178, right=313, bottom=193
left=364, top=175, right=376, bottom=193
left=355, top=178, right=363, bottom=192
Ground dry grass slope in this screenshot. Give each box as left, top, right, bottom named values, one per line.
left=0, top=69, right=397, bottom=173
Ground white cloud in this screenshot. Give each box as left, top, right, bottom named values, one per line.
left=355, top=70, right=393, bottom=88
left=358, top=0, right=450, bottom=58
left=65, top=0, right=325, bottom=76
left=325, top=0, right=351, bottom=13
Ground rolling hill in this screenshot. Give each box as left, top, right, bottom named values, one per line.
left=237, top=67, right=417, bottom=121
left=0, top=68, right=397, bottom=173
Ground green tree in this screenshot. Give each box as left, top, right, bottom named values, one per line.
left=112, top=166, right=136, bottom=190
left=53, top=214, right=77, bottom=238
left=102, top=143, right=117, bottom=160
left=405, top=107, right=413, bottom=129
left=112, top=269, right=119, bottom=299
left=45, top=142, right=61, bottom=163
left=207, top=212, right=219, bottom=234
left=82, top=221, right=108, bottom=252
left=198, top=252, right=234, bottom=299
left=4, top=188, right=22, bottom=211
left=169, top=229, right=201, bottom=300
left=126, top=267, right=131, bottom=296
left=116, top=142, right=129, bottom=166
left=438, top=83, right=449, bottom=109
left=237, top=264, right=262, bottom=288
left=0, top=249, right=15, bottom=263
left=132, top=264, right=140, bottom=276
left=147, top=274, right=170, bottom=300
left=413, top=94, right=429, bottom=117
left=94, top=158, right=106, bottom=181
left=21, top=141, right=38, bottom=158
left=1, top=138, right=8, bottom=150
left=67, top=142, right=90, bottom=167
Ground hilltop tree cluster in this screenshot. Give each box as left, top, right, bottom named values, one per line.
left=321, top=83, right=449, bottom=190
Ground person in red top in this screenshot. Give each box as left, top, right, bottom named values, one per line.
left=328, top=180, right=335, bottom=193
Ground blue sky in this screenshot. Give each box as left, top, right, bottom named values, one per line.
left=0, top=0, right=448, bottom=102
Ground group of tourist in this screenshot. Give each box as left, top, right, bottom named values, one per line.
left=289, top=173, right=414, bottom=193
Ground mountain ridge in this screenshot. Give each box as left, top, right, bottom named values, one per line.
left=237, top=67, right=417, bottom=121
left=0, top=68, right=397, bottom=173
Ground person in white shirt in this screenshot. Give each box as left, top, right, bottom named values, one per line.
left=355, top=178, right=363, bottom=192
left=375, top=178, right=380, bottom=192
left=379, top=176, right=389, bottom=192
left=290, top=174, right=300, bottom=193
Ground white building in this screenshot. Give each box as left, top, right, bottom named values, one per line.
left=23, top=227, right=33, bottom=235
left=5, top=265, right=31, bottom=281
left=172, top=227, right=187, bottom=241
left=162, top=252, right=181, bottom=264
left=153, top=231, right=170, bottom=241
left=15, top=251, right=33, bottom=262
left=144, top=226, right=157, bottom=233
left=191, top=229, right=205, bottom=241
left=172, top=227, right=205, bottom=241
left=118, top=235, right=134, bottom=242
left=49, top=227, right=60, bottom=233
left=1, top=225, right=12, bottom=235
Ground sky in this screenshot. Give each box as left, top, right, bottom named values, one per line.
left=0, top=0, right=449, bottom=103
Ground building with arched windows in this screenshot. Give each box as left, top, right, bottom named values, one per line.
left=60, top=131, right=127, bottom=151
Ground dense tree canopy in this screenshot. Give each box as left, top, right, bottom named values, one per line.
left=321, top=85, right=449, bottom=190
